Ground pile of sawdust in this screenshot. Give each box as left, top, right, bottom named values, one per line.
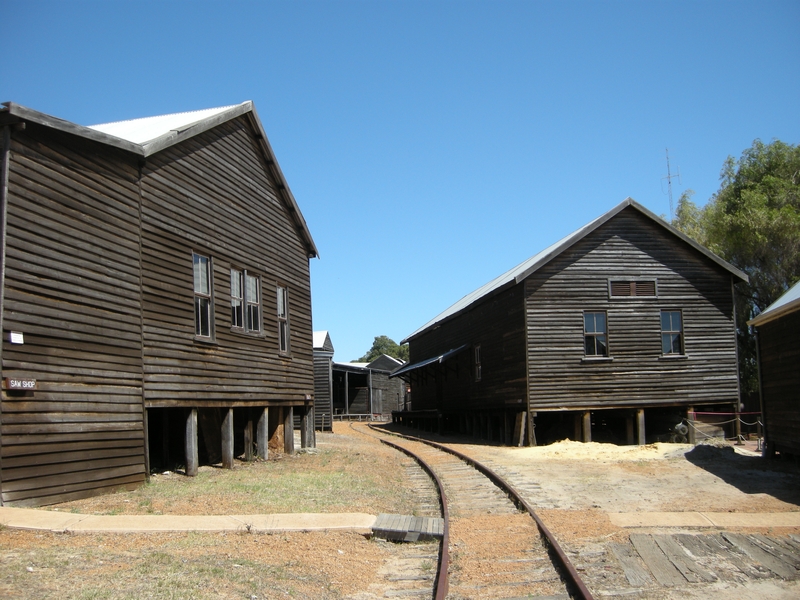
left=509, top=439, right=692, bottom=461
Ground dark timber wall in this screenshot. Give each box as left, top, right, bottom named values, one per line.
left=1, top=108, right=316, bottom=506
left=525, top=209, right=740, bottom=410
left=140, top=118, right=313, bottom=410
left=408, top=285, right=527, bottom=413
left=1, top=124, right=146, bottom=506
left=756, top=310, right=800, bottom=455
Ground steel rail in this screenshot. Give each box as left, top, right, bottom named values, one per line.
left=370, top=425, right=595, bottom=600
left=376, top=437, right=450, bottom=600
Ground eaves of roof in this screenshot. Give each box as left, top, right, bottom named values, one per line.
left=402, top=198, right=749, bottom=344
left=0, top=101, right=318, bottom=258
left=748, top=280, right=800, bottom=327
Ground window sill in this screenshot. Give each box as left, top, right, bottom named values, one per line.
left=193, top=335, right=217, bottom=346
left=230, top=327, right=267, bottom=339
left=581, top=356, right=614, bottom=363
left=659, top=354, right=688, bottom=360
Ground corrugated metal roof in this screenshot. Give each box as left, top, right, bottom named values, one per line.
left=748, top=280, right=800, bottom=327
left=402, top=198, right=748, bottom=344
left=88, top=104, right=242, bottom=145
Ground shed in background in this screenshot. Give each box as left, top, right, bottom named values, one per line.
left=333, top=355, right=406, bottom=420
left=312, top=331, right=334, bottom=431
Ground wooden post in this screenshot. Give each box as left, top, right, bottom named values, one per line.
left=687, top=407, right=696, bottom=445
left=734, top=402, right=742, bottom=445
left=284, top=406, right=294, bottom=454
left=185, top=408, right=198, bottom=477
left=573, top=413, right=582, bottom=441
left=143, top=409, right=151, bottom=480
left=514, top=412, right=526, bottom=447
left=221, top=408, right=234, bottom=469
left=582, top=411, right=592, bottom=443
left=636, top=409, right=646, bottom=445
left=301, top=404, right=315, bottom=449
left=257, top=407, right=269, bottom=460
left=626, top=414, right=635, bottom=445
left=162, top=409, right=170, bottom=468
left=244, top=410, right=254, bottom=462
left=528, top=411, right=537, bottom=447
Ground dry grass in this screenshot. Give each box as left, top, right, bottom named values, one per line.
left=0, top=424, right=414, bottom=599
left=49, top=426, right=415, bottom=517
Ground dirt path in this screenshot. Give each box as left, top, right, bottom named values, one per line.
left=1, top=425, right=798, bottom=599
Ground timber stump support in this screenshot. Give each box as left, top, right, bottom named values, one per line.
left=626, top=414, right=635, bottom=445
left=300, top=404, right=315, bottom=449
left=244, top=410, right=254, bottom=462
left=582, top=411, right=592, bottom=443
left=257, top=407, right=269, bottom=460
left=636, top=409, right=646, bottom=445
left=687, top=407, right=696, bottom=445
left=222, top=408, right=234, bottom=469
left=284, top=406, right=294, bottom=454
left=185, top=408, right=198, bottom=477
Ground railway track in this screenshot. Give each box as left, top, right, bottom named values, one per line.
left=354, top=423, right=593, bottom=600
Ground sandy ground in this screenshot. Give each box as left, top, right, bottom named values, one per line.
left=1, top=427, right=799, bottom=599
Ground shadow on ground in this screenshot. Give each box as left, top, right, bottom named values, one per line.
left=684, top=444, right=800, bottom=507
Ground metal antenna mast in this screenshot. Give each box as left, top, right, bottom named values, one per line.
left=662, top=149, right=681, bottom=220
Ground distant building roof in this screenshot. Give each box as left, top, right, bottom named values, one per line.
left=313, top=331, right=334, bottom=352
left=748, top=280, right=800, bottom=327
left=402, top=198, right=748, bottom=344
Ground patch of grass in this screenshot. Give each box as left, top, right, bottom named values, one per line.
left=48, top=431, right=415, bottom=517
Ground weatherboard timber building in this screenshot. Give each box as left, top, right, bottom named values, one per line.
left=392, top=199, right=748, bottom=446
left=748, top=280, right=800, bottom=458
left=0, top=101, right=318, bottom=506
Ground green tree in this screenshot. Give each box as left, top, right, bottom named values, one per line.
left=355, top=335, right=409, bottom=363
left=672, top=139, right=800, bottom=394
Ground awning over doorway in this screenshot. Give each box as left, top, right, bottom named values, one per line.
left=389, top=345, right=468, bottom=378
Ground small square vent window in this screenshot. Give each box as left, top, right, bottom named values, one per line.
left=610, top=280, right=656, bottom=297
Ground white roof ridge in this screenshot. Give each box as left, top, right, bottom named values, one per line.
left=87, top=103, right=248, bottom=145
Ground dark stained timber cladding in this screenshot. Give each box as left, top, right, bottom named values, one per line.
left=140, top=117, right=313, bottom=407
left=757, top=311, right=800, bottom=454
left=1, top=125, right=146, bottom=506
left=409, top=285, right=527, bottom=412
left=525, top=209, right=740, bottom=410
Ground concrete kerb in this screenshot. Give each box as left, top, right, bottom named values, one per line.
left=0, top=507, right=377, bottom=534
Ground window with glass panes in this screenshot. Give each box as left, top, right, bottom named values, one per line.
left=661, top=310, right=683, bottom=355
left=231, top=269, right=261, bottom=333
left=584, top=311, right=608, bottom=357
left=277, top=285, right=290, bottom=354
left=193, top=253, right=213, bottom=338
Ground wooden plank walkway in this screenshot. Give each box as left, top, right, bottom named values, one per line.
left=372, top=513, right=444, bottom=542
left=619, top=532, right=799, bottom=587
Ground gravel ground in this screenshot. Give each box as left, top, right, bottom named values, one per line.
left=1, top=424, right=798, bottom=599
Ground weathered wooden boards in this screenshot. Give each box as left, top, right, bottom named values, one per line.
left=610, top=532, right=800, bottom=588
left=372, top=513, right=444, bottom=542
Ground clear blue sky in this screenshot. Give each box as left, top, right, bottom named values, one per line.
left=3, top=1, right=798, bottom=363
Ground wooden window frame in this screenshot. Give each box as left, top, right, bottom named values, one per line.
left=583, top=311, right=609, bottom=358
left=609, top=279, right=657, bottom=298
left=193, top=252, right=214, bottom=341
left=474, top=344, right=482, bottom=382
left=231, top=268, right=262, bottom=335
left=277, top=285, right=291, bottom=355
left=661, top=309, right=684, bottom=356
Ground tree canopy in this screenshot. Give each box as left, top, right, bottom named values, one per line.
left=355, top=335, right=409, bottom=363
left=671, top=138, right=800, bottom=394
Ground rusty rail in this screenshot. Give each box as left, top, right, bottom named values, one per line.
left=369, top=424, right=594, bottom=600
